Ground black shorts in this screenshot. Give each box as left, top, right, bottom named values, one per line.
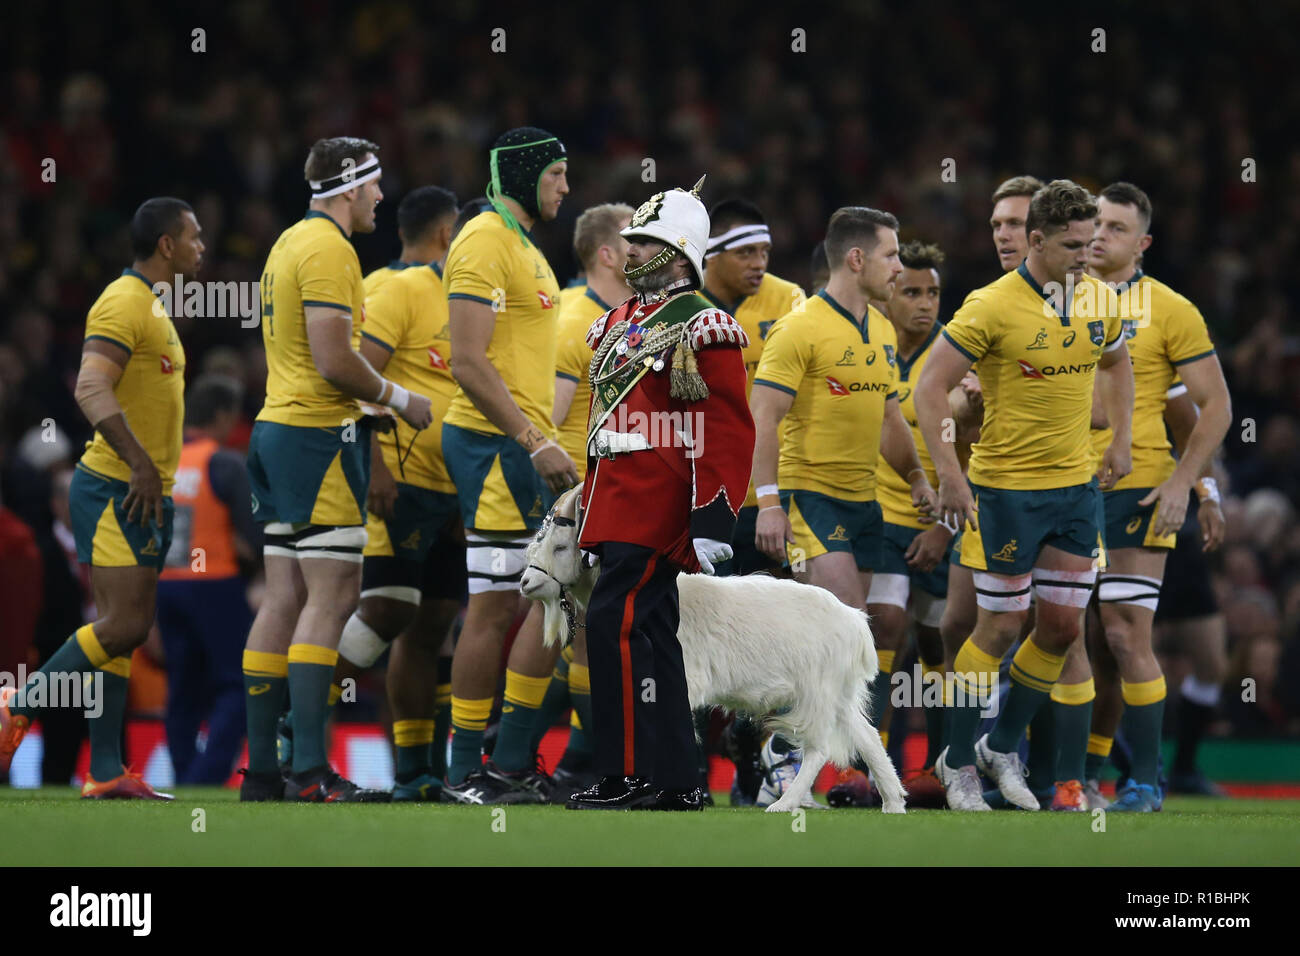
left=1154, top=506, right=1217, bottom=622
left=719, top=505, right=783, bottom=577
left=361, top=516, right=468, bottom=603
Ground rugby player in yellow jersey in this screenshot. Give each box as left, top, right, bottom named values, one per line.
left=440, top=127, right=576, bottom=804
left=940, top=175, right=1044, bottom=670
left=1083, top=182, right=1231, bottom=811
left=0, top=198, right=202, bottom=798
left=916, top=180, right=1135, bottom=811
left=240, top=138, right=434, bottom=803
left=701, top=199, right=806, bottom=577
left=846, top=241, right=956, bottom=807
left=696, top=198, right=808, bottom=803
left=311, top=185, right=464, bottom=802
left=542, top=202, right=633, bottom=793
left=750, top=207, right=938, bottom=808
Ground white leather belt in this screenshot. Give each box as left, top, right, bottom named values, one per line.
left=590, top=429, right=652, bottom=459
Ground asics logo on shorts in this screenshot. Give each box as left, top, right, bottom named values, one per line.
left=1126, top=516, right=1143, bottom=534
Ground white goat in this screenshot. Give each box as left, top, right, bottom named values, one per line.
left=520, top=489, right=906, bottom=814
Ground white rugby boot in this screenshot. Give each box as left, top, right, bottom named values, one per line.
left=975, top=734, right=1040, bottom=810
left=936, top=747, right=991, bottom=811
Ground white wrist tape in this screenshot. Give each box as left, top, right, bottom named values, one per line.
left=530, top=440, right=557, bottom=459
left=755, top=484, right=779, bottom=499
left=385, top=382, right=410, bottom=413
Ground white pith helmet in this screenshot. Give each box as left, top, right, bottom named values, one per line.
left=621, top=176, right=710, bottom=285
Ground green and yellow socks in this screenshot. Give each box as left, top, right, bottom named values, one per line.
left=242, top=649, right=288, bottom=775
left=393, top=719, right=435, bottom=781
left=869, top=649, right=896, bottom=729
left=287, top=643, right=338, bottom=773
left=1085, top=733, right=1113, bottom=781
left=15, top=625, right=132, bottom=781
left=945, top=639, right=1002, bottom=766
left=76, top=625, right=132, bottom=781
left=1051, top=677, right=1095, bottom=783
left=1121, top=676, right=1166, bottom=786
left=431, top=658, right=452, bottom=779
left=988, top=637, right=1066, bottom=754
left=492, top=670, right=551, bottom=772
left=448, top=696, right=493, bottom=784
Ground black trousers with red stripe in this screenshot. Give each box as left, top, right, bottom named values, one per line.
left=584, top=542, right=698, bottom=790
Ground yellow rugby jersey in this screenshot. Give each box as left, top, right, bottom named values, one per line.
left=442, top=211, right=561, bottom=436
left=361, top=261, right=457, bottom=493
left=944, top=263, right=1124, bottom=490
left=554, top=287, right=619, bottom=472
left=753, top=290, right=899, bottom=501
left=877, top=322, right=943, bottom=528
left=556, top=282, right=588, bottom=314
left=702, top=272, right=807, bottom=506
left=1088, top=271, right=1216, bottom=489
left=257, top=211, right=365, bottom=428
left=362, top=260, right=411, bottom=299
left=80, top=270, right=186, bottom=493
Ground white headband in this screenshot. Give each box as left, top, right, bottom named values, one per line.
left=706, top=224, right=772, bottom=256
left=309, top=157, right=382, bottom=198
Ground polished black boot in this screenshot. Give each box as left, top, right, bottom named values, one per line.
left=565, top=774, right=657, bottom=810
left=649, top=786, right=705, bottom=811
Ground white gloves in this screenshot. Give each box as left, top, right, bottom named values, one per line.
left=693, top=538, right=733, bottom=575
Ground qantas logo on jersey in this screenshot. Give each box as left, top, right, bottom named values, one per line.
left=536, top=291, right=555, bottom=309
left=826, top=375, right=890, bottom=395
left=1018, top=359, right=1097, bottom=378
left=159, top=355, right=174, bottom=374
left=427, top=347, right=449, bottom=371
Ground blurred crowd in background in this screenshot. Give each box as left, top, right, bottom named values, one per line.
left=1, top=1, right=1297, bottom=762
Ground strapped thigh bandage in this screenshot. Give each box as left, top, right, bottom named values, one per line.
left=263, top=522, right=367, bottom=563
left=912, top=590, right=948, bottom=629
left=866, top=573, right=910, bottom=610
left=1032, top=567, right=1098, bottom=608
left=1097, top=573, right=1162, bottom=612
left=466, top=533, right=531, bottom=594
left=359, top=584, right=422, bottom=604
left=972, top=571, right=1033, bottom=612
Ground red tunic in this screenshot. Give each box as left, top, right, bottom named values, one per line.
left=578, top=293, right=756, bottom=572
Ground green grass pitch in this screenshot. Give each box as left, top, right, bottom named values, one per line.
left=2, top=789, right=1298, bottom=866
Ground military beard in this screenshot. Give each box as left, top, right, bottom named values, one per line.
left=627, top=262, right=682, bottom=294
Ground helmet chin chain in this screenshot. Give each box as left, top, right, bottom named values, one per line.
left=623, top=246, right=679, bottom=280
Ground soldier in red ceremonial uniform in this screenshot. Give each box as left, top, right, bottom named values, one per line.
left=567, top=179, right=756, bottom=811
